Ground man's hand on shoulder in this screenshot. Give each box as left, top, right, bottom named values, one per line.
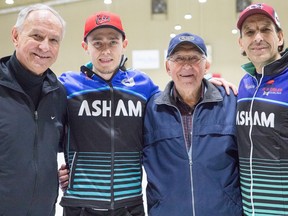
left=209, top=77, right=238, bottom=95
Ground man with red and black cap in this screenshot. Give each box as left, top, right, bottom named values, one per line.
left=236, top=3, right=288, bottom=215
left=142, top=32, right=243, bottom=215
left=58, top=11, right=159, bottom=216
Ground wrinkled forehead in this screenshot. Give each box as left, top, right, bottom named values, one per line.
left=18, top=11, right=62, bottom=38
left=26, top=10, right=61, bottom=24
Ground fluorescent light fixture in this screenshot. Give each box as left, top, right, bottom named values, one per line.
left=198, top=0, right=207, bottom=3
left=174, top=25, right=182, bottom=30
left=5, top=0, right=14, bottom=4
left=184, top=14, right=192, bottom=19
left=232, top=29, right=238, bottom=35
left=104, top=0, right=112, bottom=4
left=170, top=33, right=176, bottom=38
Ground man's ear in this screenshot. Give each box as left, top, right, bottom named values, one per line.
left=204, top=60, right=211, bottom=73
left=121, top=39, right=128, bottom=55
left=123, top=38, right=128, bottom=49
left=11, top=27, right=19, bottom=47
left=165, top=60, right=172, bottom=76
left=82, top=41, right=89, bottom=54
left=238, top=37, right=244, bottom=52
left=277, top=30, right=284, bottom=47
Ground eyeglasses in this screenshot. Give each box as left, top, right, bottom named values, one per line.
left=168, top=55, right=205, bottom=65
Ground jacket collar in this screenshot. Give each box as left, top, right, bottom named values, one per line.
left=241, top=48, right=288, bottom=76
left=0, top=55, right=59, bottom=93
left=155, top=79, right=223, bottom=106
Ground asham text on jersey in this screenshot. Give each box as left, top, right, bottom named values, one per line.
left=78, top=99, right=142, bottom=117
left=236, top=111, right=275, bottom=128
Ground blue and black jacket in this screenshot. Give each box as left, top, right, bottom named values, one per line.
left=236, top=50, right=288, bottom=215
left=59, top=63, right=159, bottom=210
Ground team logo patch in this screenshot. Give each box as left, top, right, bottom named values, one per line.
left=262, top=80, right=282, bottom=96
left=121, top=77, right=135, bottom=87
left=96, top=14, right=110, bottom=25
left=179, top=36, right=195, bottom=42
left=248, top=3, right=263, bottom=10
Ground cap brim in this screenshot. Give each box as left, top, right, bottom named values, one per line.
left=167, top=41, right=206, bottom=58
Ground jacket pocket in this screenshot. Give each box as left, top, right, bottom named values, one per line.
left=147, top=199, right=161, bottom=216
left=144, top=119, right=183, bottom=146
left=223, top=184, right=243, bottom=210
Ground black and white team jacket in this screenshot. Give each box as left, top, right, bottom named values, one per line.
left=59, top=64, right=159, bottom=210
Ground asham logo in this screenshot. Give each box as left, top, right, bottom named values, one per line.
left=78, top=99, right=142, bottom=117
left=236, top=111, right=275, bottom=128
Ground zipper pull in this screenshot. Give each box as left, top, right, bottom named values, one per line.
left=34, top=111, right=38, bottom=120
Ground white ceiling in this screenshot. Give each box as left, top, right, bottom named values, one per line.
left=0, top=0, right=81, bottom=14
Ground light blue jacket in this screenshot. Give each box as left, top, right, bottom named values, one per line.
left=143, top=80, right=242, bottom=216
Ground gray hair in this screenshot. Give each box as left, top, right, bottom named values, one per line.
left=14, top=4, right=66, bottom=40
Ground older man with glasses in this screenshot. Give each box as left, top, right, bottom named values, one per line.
left=142, top=32, right=243, bottom=216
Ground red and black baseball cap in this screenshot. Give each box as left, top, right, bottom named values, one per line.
left=237, top=3, right=281, bottom=30
left=83, top=11, right=125, bottom=40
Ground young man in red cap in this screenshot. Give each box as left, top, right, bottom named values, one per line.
left=236, top=3, right=288, bottom=215
left=58, top=11, right=159, bottom=215
left=142, top=32, right=243, bottom=216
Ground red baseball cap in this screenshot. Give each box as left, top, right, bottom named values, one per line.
left=83, top=11, right=125, bottom=40
left=237, top=3, right=281, bottom=30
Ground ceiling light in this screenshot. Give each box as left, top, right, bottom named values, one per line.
left=5, top=0, right=14, bottom=4
left=174, top=25, right=182, bottom=31
left=232, top=29, right=238, bottom=35
left=104, top=0, right=112, bottom=4
left=198, top=0, right=207, bottom=3
left=170, top=33, right=176, bottom=38
left=184, top=14, right=192, bottom=19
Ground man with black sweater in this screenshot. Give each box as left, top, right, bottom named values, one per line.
left=0, top=4, right=67, bottom=216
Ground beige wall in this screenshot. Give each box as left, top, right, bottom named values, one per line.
left=0, top=0, right=287, bottom=90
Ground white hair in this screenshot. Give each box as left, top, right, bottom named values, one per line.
left=14, top=4, right=66, bottom=40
